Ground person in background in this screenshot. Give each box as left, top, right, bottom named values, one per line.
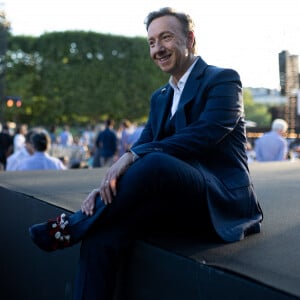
left=128, top=122, right=145, bottom=146
left=80, top=125, right=96, bottom=154
left=254, top=118, right=288, bottom=162
left=94, top=119, right=118, bottom=167
left=16, top=129, right=66, bottom=171
left=29, top=7, right=262, bottom=299
left=59, top=125, right=74, bottom=146
left=13, top=124, right=28, bottom=153
left=246, top=141, right=256, bottom=163
left=0, top=123, right=13, bottom=170
left=118, top=119, right=136, bottom=156
left=49, top=125, right=58, bottom=145
left=6, top=128, right=37, bottom=171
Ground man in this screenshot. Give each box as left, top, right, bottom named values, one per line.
left=6, top=128, right=36, bottom=171
left=255, top=118, right=288, bottom=162
left=59, top=125, right=74, bottom=146
left=29, top=7, right=263, bottom=299
left=13, top=124, right=28, bottom=153
left=16, top=129, right=66, bottom=171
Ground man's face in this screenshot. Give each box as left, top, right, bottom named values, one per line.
left=147, top=15, right=193, bottom=81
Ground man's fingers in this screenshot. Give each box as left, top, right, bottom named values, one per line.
left=81, top=189, right=99, bottom=215
left=99, top=177, right=117, bottom=204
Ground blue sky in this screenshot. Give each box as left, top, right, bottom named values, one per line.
left=3, top=0, right=300, bottom=89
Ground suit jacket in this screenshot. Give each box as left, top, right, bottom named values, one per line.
left=131, top=56, right=263, bottom=242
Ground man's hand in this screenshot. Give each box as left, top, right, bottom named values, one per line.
left=81, top=188, right=100, bottom=216
left=100, top=152, right=135, bottom=205
left=81, top=152, right=136, bottom=215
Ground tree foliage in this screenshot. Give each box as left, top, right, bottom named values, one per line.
left=3, top=32, right=273, bottom=130
left=4, top=31, right=168, bottom=126
left=243, top=88, right=272, bottom=128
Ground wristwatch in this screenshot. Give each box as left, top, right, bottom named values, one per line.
left=126, top=149, right=139, bottom=163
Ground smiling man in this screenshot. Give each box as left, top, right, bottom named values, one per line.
left=29, top=7, right=263, bottom=299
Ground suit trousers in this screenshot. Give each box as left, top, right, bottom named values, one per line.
left=71, top=152, right=212, bottom=300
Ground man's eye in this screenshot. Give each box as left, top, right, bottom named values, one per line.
left=163, top=35, right=172, bottom=41
left=148, top=41, right=155, bottom=47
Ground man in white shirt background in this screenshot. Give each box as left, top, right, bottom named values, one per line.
left=254, top=119, right=289, bottom=162
left=6, top=128, right=37, bottom=171
left=16, top=129, right=67, bottom=171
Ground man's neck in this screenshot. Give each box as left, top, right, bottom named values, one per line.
left=171, top=55, right=197, bottom=86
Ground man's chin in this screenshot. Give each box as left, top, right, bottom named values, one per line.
left=158, top=64, right=171, bottom=73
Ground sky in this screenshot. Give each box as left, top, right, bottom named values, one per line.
left=2, top=0, right=300, bottom=90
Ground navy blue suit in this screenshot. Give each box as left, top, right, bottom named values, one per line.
left=132, top=56, right=262, bottom=242
left=72, top=57, right=263, bottom=299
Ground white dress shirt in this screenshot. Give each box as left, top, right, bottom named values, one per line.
left=16, top=152, right=67, bottom=171
left=6, top=147, right=31, bottom=171
left=169, top=57, right=199, bottom=117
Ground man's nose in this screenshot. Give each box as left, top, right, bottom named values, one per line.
left=152, top=41, right=165, bottom=54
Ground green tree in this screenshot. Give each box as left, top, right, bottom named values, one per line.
left=243, top=88, right=272, bottom=128
left=4, top=32, right=168, bottom=126
left=4, top=32, right=276, bottom=130
left=0, top=11, right=11, bottom=122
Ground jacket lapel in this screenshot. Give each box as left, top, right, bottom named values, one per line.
left=154, top=86, right=173, bottom=139
left=178, top=57, right=207, bottom=109
left=176, top=57, right=208, bottom=128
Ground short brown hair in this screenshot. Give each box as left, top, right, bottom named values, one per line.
left=144, top=7, right=196, bottom=53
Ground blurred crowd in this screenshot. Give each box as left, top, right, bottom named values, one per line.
left=0, top=119, right=144, bottom=172
left=1, top=117, right=299, bottom=172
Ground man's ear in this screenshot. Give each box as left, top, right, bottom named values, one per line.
left=186, top=31, right=195, bottom=49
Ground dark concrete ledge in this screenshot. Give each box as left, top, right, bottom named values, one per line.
left=1, top=162, right=300, bottom=299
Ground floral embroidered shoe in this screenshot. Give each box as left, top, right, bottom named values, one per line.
left=29, top=213, right=72, bottom=252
